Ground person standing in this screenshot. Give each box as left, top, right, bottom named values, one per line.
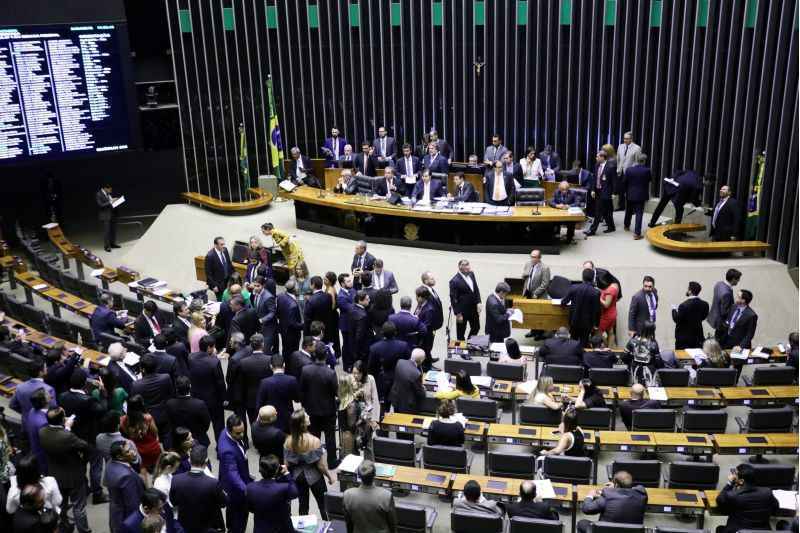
left=388, top=296, right=426, bottom=350
left=672, top=281, right=710, bottom=349
left=615, top=132, right=641, bottom=211
left=483, top=161, right=515, bottom=206
left=522, top=249, right=551, bottom=339
left=586, top=151, right=616, bottom=236
left=299, top=345, right=339, bottom=469
left=372, top=126, right=396, bottom=164
left=343, top=460, right=397, bottom=533
left=251, top=407, right=287, bottom=462
left=708, top=185, right=741, bottom=241
left=350, top=290, right=373, bottom=367
left=482, top=134, right=508, bottom=166
left=538, top=145, right=562, bottom=181
left=708, top=269, right=742, bottom=333
left=204, top=237, right=233, bottom=302
left=449, top=259, right=481, bottom=341
left=353, top=141, right=378, bottom=177
left=719, top=290, right=758, bottom=350
left=256, top=354, right=299, bottom=433
left=251, top=276, right=277, bottom=351
left=393, top=143, right=421, bottom=197
left=245, top=455, right=299, bottom=533
left=561, top=269, right=601, bottom=346
left=277, top=280, right=304, bottom=358
left=715, top=463, right=778, bottom=533
left=485, top=282, right=512, bottom=343
left=238, top=334, right=273, bottom=429
left=10, top=359, right=56, bottom=426
left=648, top=169, right=702, bottom=227
left=188, top=335, right=227, bottom=442
left=165, top=376, right=211, bottom=447
left=628, top=276, right=658, bottom=337
left=598, top=276, right=621, bottom=346
left=389, top=350, right=427, bottom=417
left=284, top=409, right=334, bottom=519
left=96, top=183, right=121, bottom=252
left=422, top=142, right=449, bottom=174
left=104, top=441, right=144, bottom=533
left=623, top=153, right=651, bottom=239
left=218, top=415, right=253, bottom=533
left=130, top=354, right=174, bottom=448
left=170, top=445, right=227, bottom=533
left=351, top=241, right=376, bottom=289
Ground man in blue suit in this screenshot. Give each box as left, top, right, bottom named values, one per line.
left=89, top=292, right=127, bottom=341
left=104, top=440, right=145, bottom=533
left=10, top=358, right=56, bottom=425
left=277, top=280, right=303, bottom=358
left=246, top=455, right=299, bottom=533
left=218, top=414, right=254, bottom=533
left=372, top=126, right=396, bottom=164
left=25, top=388, right=51, bottom=473
left=350, top=290, right=373, bottom=366
left=539, top=145, right=562, bottom=180
left=624, top=153, right=652, bottom=239
left=549, top=180, right=578, bottom=243
left=422, top=143, right=449, bottom=174
left=586, top=151, right=617, bottom=236
left=255, top=354, right=298, bottom=433
left=368, top=321, right=411, bottom=413
left=321, top=127, right=348, bottom=167
left=188, top=335, right=227, bottom=443
left=170, top=445, right=227, bottom=533
left=394, top=143, right=422, bottom=196
left=411, top=170, right=445, bottom=202
left=251, top=276, right=277, bottom=350
left=388, top=296, right=427, bottom=349
left=121, top=488, right=182, bottom=533
left=337, top=273, right=356, bottom=371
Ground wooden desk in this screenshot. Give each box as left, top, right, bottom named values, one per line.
left=451, top=474, right=520, bottom=502
left=323, top=167, right=344, bottom=190
left=339, top=464, right=452, bottom=496
left=194, top=256, right=290, bottom=285
left=713, top=434, right=773, bottom=455
left=653, top=433, right=714, bottom=456
left=718, top=386, right=774, bottom=406
left=15, top=272, right=97, bottom=319
left=705, top=489, right=797, bottom=517
left=765, top=385, right=799, bottom=405
left=646, top=223, right=770, bottom=255
left=129, top=282, right=185, bottom=306
left=3, top=317, right=108, bottom=366
left=556, top=384, right=615, bottom=404
left=664, top=387, right=724, bottom=407
left=181, top=187, right=273, bottom=213
left=379, top=412, right=486, bottom=442
left=486, top=424, right=540, bottom=446
left=0, top=255, right=26, bottom=289
left=765, top=433, right=799, bottom=455
left=577, top=485, right=705, bottom=525
left=597, top=431, right=657, bottom=452
left=45, top=223, right=105, bottom=278
left=508, top=297, right=569, bottom=331
left=675, top=347, right=786, bottom=365
left=0, top=378, right=22, bottom=397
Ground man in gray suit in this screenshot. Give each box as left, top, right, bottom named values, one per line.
left=707, top=268, right=742, bottom=332
left=483, top=134, right=508, bottom=166
left=453, top=479, right=504, bottom=517
left=522, top=249, right=552, bottom=339
left=628, top=276, right=658, bottom=337
left=372, top=259, right=399, bottom=294
left=577, top=471, right=647, bottom=533
left=344, top=460, right=397, bottom=533
left=615, top=131, right=641, bottom=211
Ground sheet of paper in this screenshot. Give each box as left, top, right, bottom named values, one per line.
left=490, top=342, right=507, bottom=354
left=516, top=380, right=537, bottom=395
left=153, top=287, right=171, bottom=296
left=471, top=376, right=493, bottom=388
left=291, top=515, right=318, bottom=530
left=33, top=283, right=48, bottom=290
left=436, top=372, right=453, bottom=392
left=647, top=386, right=668, bottom=401
left=519, top=346, right=537, bottom=356
left=533, top=479, right=557, bottom=500
left=750, top=346, right=769, bottom=358
left=773, top=490, right=799, bottom=511
left=729, top=349, right=750, bottom=360
left=42, top=222, right=59, bottom=229
left=403, top=175, right=416, bottom=184
left=664, top=178, right=679, bottom=187
left=550, top=299, right=562, bottom=306
left=90, top=268, right=105, bottom=278
left=111, top=195, right=126, bottom=208
left=204, top=302, right=221, bottom=315
left=123, top=352, right=140, bottom=366
left=336, top=454, right=363, bottom=473
left=567, top=207, right=584, bottom=215
left=685, top=348, right=705, bottom=358
left=96, top=356, right=111, bottom=367
left=508, top=308, right=523, bottom=323
left=422, top=418, right=433, bottom=430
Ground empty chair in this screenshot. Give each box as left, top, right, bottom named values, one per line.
left=547, top=275, right=572, bottom=300
left=7, top=352, right=33, bottom=379
left=542, top=456, right=593, bottom=485
left=543, top=364, right=584, bottom=383
left=74, top=324, right=96, bottom=349
left=78, top=279, right=99, bottom=304
left=519, top=405, right=562, bottom=426
left=395, top=502, right=437, bottom=533
left=450, top=511, right=503, bottom=533
left=324, top=491, right=345, bottom=521
left=486, top=361, right=525, bottom=382
left=97, top=332, right=125, bottom=351
left=486, top=452, right=536, bottom=479
left=588, top=367, right=630, bottom=386
left=46, top=316, right=78, bottom=343
left=510, top=516, right=563, bottom=533
left=418, top=395, right=440, bottom=417
left=20, top=304, right=47, bottom=332
left=456, top=398, right=499, bottom=423
left=591, top=523, right=645, bottom=533
left=744, top=366, right=797, bottom=386
left=665, top=462, right=720, bottom=491
left=735, top=407, right=794, bottom=433
left=60, top=272, right=83, bottom=295
left=421, top=445, right=471, bottom=473
left=122, top=296, right=144, bottom=317
left=695, top=367, right=738, bottom=387
left=751, top=464, right=796, bottom=490
left=607, top=460, right=661, bottom=488
left=656, top=368, right=690, bottom=387
left=631, top=409, right=676, bottom=432
left=576, top=408, right=613, bottom=430
left=444, top=358, right=482, bottom=377
left=681, top=409, right=728, bottom=434
left=6, top=296, right=26, bottom=321
left=372, top=437, right=416, bottom=467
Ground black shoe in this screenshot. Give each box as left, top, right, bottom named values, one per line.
left=459, top=353, right=472, bottom=361
left=647, top=223, right=657, bottom=228
left=623, top=226, right=630, bottom=232
left=92, top=492, right=109, bottom=504
left=110, top=244, right=121, bottom=249
left=429, top=357, right=439, bottom=363
left=603, top=228, right=616, bottom=233
left=584, top=231, right=596, bottom=237
left=525, top=330, right=537, bottom=338
left=104, top=247, right=111, bottom=252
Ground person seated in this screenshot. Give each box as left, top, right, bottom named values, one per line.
left=574, top=378, right=605, bottom=410
left=450, top=172, right=478, bottom=202
left=539, top=327, right=584, bottom=366
left=549, top=180, right=577, bottom=209
left=288, top=147, right=322, bottom=188
left=434, top=369, right=480, bottom=401
left=453, top=479, right=504, bottom=518
left=618, top=383, right=660, bottom=430
left=624, top=320, right=663, bottom=383
left=411, top=170, right=445, bottom=203
left=527, top=376, right=562, bottom=411
left=539, top=409, right=585, bottom=458
left=715, top=463, right=779, bottom=533
left=375, top=167, right=401, bottom=198
left=691, top=338, right=729, bottom=370
left=505, top=480, right=559, bottom=520
left=333, top=169, right=357, bottom=195
left=786, top=332, right=798, bottom=369
left=496, top=338, right=525, bottom=366
left=577, top=471, right=648, bottom=533
left=582, top=335, right=617, bottom=369
left=426, top=400, right=465, bottom=447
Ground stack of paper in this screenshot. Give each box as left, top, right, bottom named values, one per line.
left=291, top=515, right=318, bottom=532
left=516, top=380, right=537, bottom=395
left=773, top=490, right=799, bottom=511
left=436, top=372, right=453, bottom=392
left=337, top=454, right=364, bottom=473
left=533, top=479, right=557, bottom=500
left=471, top=376, right=493, bottom=389
left=750, top=346, right=769, bottom=359
left=123, top=352, right=140, bottom=366
left=508, top=308, right=523, bottom=323
left=647, top=387, right=668, bottom=401
left=490, top=342, right=507, bottom=354
left=42, top=222, right=59, bottom=229
left=567, top=207, right=584, bottom=215
left=33, top=283, right=49, bottom=290
left=729, top=349, right=751, bottom=360
left=685, top=348, right=705, bottom=358
left=375, top=464, right=397, bottom=477
left=550, top=299, right=562, bottom=306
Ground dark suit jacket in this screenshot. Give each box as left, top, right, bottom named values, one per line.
left=722, top=306, right=758, bottom=349
left=506, top=500, right=558, bottom=521
left=353, top=153, right=378, bottom=176
left=166, top=341, right=190, bottom=378
left=171, top=470, right=228, bottom=533
left=252, top=289, right=277, bottom=333
left=375, top=175, right=402, bottom=197
left=96, top=189, right=114, bottom=221
left=89, top=305, right=126, bottom=341
left=188, top=352, right=227, bottom=413
left=304, top=291, right=334, bottom=335
left=628, top=289, right=658, bottom=334
left=322, top=136, right=348, bottom=166
left=251, top=421, right=286, bottom=461
left=133, top=313, right=161, bottom=345
left=710, top=197, right=741, bottom=241
left=289, top=155, right=317, bottom=184
left=625, top=165, right=652, bottom=203
left=351, top=252, right=376, bottom=275
left=423, top=153, right=449, bottom=174
left=538, top=151, right=561, bottom=173
left=121, top=508, right=182, bottom=533
left=548, top=189, right=576, bottom=208
left=256, top=372, right=298, bottom=432
left=372, top=136, right=396, bottom=159
left=172, top=317, right=191, bottom=347
left=337, top=287, right=356, bottom=332
left=131, top=373, right=174, bottom=430
left=10, top=378, right=56, bottom=423
left=368, top=338, right=411, bottom=397
left=39, top=424, right=89, bottom=490
left=539, top=336, right=584, bottom=366
left=562, top=282, right=601, bottom=330
left=25, top=408, right=49, bottom=471
left=485, top=293, right=509, bottom=341
left=708, top=281, right=734, bottom=331
left=426, top=288, right=444, bottom=330
left=299, top=361, right=338, bottom=417
left=58, top=389, right=105, bottom=447
left=104, top=460, right=145, bottom=532
left=238, top=352, right=272, bottom=409
left=619, top=398, right=661, bottom=430
left=204, top=247, right=233, bottom=293
left=452, top=181, right=478, bottom=202
left=285, top=349, right=312, bottom=381
left=716, top=483, right=779, bottom=533
left=246, top=476, right=299, bottom=533
left=672, top=297, right=709, bottom=349
left=276, top=294, right=303, bottom=334
left=107, top=360, right=136, bottom=394
left=589, top=161, right=615, bottom=200
left=225, top=346, right=251, bottom=408
left=661, top=170, right=701, bottom=206
left=230, top=308, right=259, bottom=343
left=388, top=311, right=426, bottom=349
left=411, top=178, right=445, bottom=201
left=389, top=359, right=425, bottom=413
left=449, top=272, right=481, bottom=315
left=394, top=155, right=421, bottom=178
left=583, top=349, right=616, bottom=369
left=151, top=350, right=179, bottom=382
left=483, top=171, right=516, bottom=204
left=166, top=395, right=212, bottom=446
left=350, top=304, right=374, bottom=362
left=217, top=430, right=253, bottom=502
left=580, top=485, right=648, bottom=524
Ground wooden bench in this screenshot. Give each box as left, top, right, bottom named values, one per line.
left=646, top=223, right=771, bottom=254
left=181, top=187, right=274, bottom=213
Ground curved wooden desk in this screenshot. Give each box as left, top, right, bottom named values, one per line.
left=645, top=223, right=770, bottom=254
left=286, top=186, right=585, bottom=253
left=182, top=187, right=274, bottom=213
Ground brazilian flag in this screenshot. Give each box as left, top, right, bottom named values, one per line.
left=745, top=152, right=765, bottom=240
left=239, top=124, right=250, bottom=192
left=267, top=77, right=285, bottom=180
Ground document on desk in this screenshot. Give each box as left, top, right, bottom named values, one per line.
left=33, top=283, right=49, bottom=290
left=550, top=299, right=562, bottom=306
left=472, top=376, right=493, bottom=388
left=729, top=349, right=751, bottom=360
left=684, top=348, right=705, bottom=358
left=647, top=386, right=668, bottom=401
left=516, top=380, right=537, bottom=395
left=337, top=454, right=364, bottom=473
left=123, top=352, right=140, bottom=366
left=111, top=196, right=126, bottom=208
left=490, top=342, right=507, bottom=354
left=279, top=180, right=297, bottom=192
left=567, top=207, right=584, bottom=215
left=750, top=346, right=769, bottom=359
left=773, top=490, right=799, bottom=511
left=508, top=308, right=523, bottom=323
left=291, top=515, right=317, bottom=532
left=533, top=479, right=557, bottom=500
left=90, top=269, right=105, bottom=278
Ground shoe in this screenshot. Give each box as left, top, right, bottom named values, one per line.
left=633, top=234, right=644, bottom=240
left=459, top=353, right=472, bottom=361
left=584, top=231, right=596, bottom=237
left=603, top=228, right=616, bottom=233
left=92, top=492, right=109, bottom=504
left=647, top=223, right=657, bottom=228
left=623, top=226, right=630, bottom=232
left=525, top=330, right=537, bottom=338
left=110, top=244, right=121, bottom=249
left=429, top=365, right=441, bottom=371
left=429, top=357, right=440, bottom=363
left=104, top=247, right=111, bottom=252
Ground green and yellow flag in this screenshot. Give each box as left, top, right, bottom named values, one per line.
left=267, top=77, right=284, bottom=180
left=238, top=123, right=250, bottom=192
left=745, top=151, right=765, bottom=240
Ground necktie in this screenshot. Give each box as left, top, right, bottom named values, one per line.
left=406, top=157, right=412, bottom=176
left=218, top=250, right=226, bottom=268
left=376, top=274, right=382, bottom=289
left=647, top=293, right=656, bottom=321
left=528, top=264, right=539, bottom=293
left=334, top=139, right=339, bottom=157
left=149, top=315, right=160, bottom=334
left=729, top=308, right=742, bottom=331
left=713, top=200, right=724, bottom=226
left=596, top=165, right=603, bottom=189
left=381, top=138, right=386, bottom=155
left=622, top=145, right=628, bottom=159
left=431, top=288, right=439, bottom=301
left=493, top=172, right=506, bottom=201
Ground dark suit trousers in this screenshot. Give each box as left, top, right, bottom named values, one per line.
left=226, top=499, right=248, bottom=533
left=60, top=479, right=90, bottom=533
left=102, top=217, right=117, bottom=248
left=309, top=414, right=337, bottom=469
left=296, top=475, right=328, bottom=520
left=589, top=198, right=615, bottom=232
left=649, top=192, right=684, bottom=225
left=89, top=447, right=103, bottom=495
left=207, top=402, right=225, bottom=443
left=280, top=329, right=301, bottom=359
left=421, top=332, right=436, bottom=371
left=340, top=329, right=354, bottom=372
left=570, top=325, right=592, bottom=347
left=624, top=201, right=645, bottom=235
left=456, top=306, right=480, bottom=340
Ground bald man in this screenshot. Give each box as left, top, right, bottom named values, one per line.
left=578, top=471, right=647, bottom=533
left=618, top=383, right=660, bottom=430
left=250, top=406, right=286, bottom=461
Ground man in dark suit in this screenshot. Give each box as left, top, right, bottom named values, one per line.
left=165, top=375, right=211, bottom=446
left=583, top=335, right=617, bottom=369
left=648, top=169, right=702, bottom=227
left=171, top=302, right=192, bottom=347
left=375, top=166, right=401, bottom=197
left=451, top=172, right=478, bottom=202
left=483, top=161, right=515, bottom=206
left=388, top=296, right=426, bottom=350
left=672, top=281, right=710, bottom=349
left=104, top=343, right=137, bottom=394
left=337, top=272, right=356, bottom=370
left=368, top=321, right=411, bottom=413
left=708, top=185, right=741, bottom=241
left=618, top=383, right=661, bottom=430
left=39, top=407, right=91, bottom=533
left=131, top=353, right=174, bottom=447
left=624, top=153, right=652, bottom=239
left=351, top=240, right=376, bottom=289
left=44, top=343, right=82, bottom=396
left=449, top=259, right=482, bottom=341
left=256, top=353, right=298, bottom=433
left=350, top=290, right=373, bottom=366
left=394, top=143, right=421, bottom=196
left=189, top=335, right=227, bottom=442
left=250, top=405, right=286, bottom=461
left=218, top=414, right=253, bottom=533
left=121, top=489, right=180, bottom=533
left=170, top=445, right=227, bottom=533
left=539, top=327, right=584, bottom=366
left=25, top=389, right=51, bottom=472
left=354, top=141, right=378, bottom=177
left=505, top=481, right=558, bottom=520
left=586, top=151, right=616, bottom=235
left=288, top=147, right=322, bottom=188
left=10, top=358, right=56, bottom=425
left=720, top=289, right=758, bottom=350
left=303, top=276, right=331, bottom=336
left=420, top=272, right=444, bottom=368
left=299, top=345, right=339, bottom=468
left=238, top=333, right=272, bottom=428
left=251, top=276, right=277, bottom=350
left=716, top=463, right=779, bottom=533
left=96, top=184, right=120, bottom=251
left=372, top=126, right=396, bottom=163
left=277, top=280, right=303, bottom=358
left=164, top=326, right=190, bottom=376
left=89, top=292, right=127, bottom=341
left=411, top=170, right=445, bottom=202
left=538, top=145, right=562, bottom=178
left=150, top=334, right=179, bottom=381
left=485, top=282, right=512, bottom=343
left=321, top=127, right=348, bottom=167
left=229, top=294, right=259, bottom=344
left=577, top=471, right=647, bottom=533
left=422, top=142, right=449, bottom=174
left=708, top=268, right=742, bottom=332
left=428, top=129, right=452, bottom=160
left=133, top=300, right=162, bottom=347
left=204, top=236, right=233, bottom=301
left=502, top=151, right=523, bottom=184
left=104, top=440, right=144, bottom=533
left=285, top=335, right=314, bottom=380
left=628, top=276, right=658, bottom=337
left=389, top=350, right=427, bottom=418
left=245, top=455, right=302, bottom=533
left=225, top=331, right=250, bottom=425
left=483, top=134, right=509, bottom=166
left=562, top=269, right=601, bottom=346
left=549, top=180, right=578, bottom=242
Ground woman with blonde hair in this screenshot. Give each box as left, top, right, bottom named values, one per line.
left=284, top=409, right=333, bottom=519
left=528, top=376, right=562, bottom=410
left=289, top=262, right=311, bottom=313
left=152, top=451, right=181, bottom=510
left=188, top=311, right=207, bottom=353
